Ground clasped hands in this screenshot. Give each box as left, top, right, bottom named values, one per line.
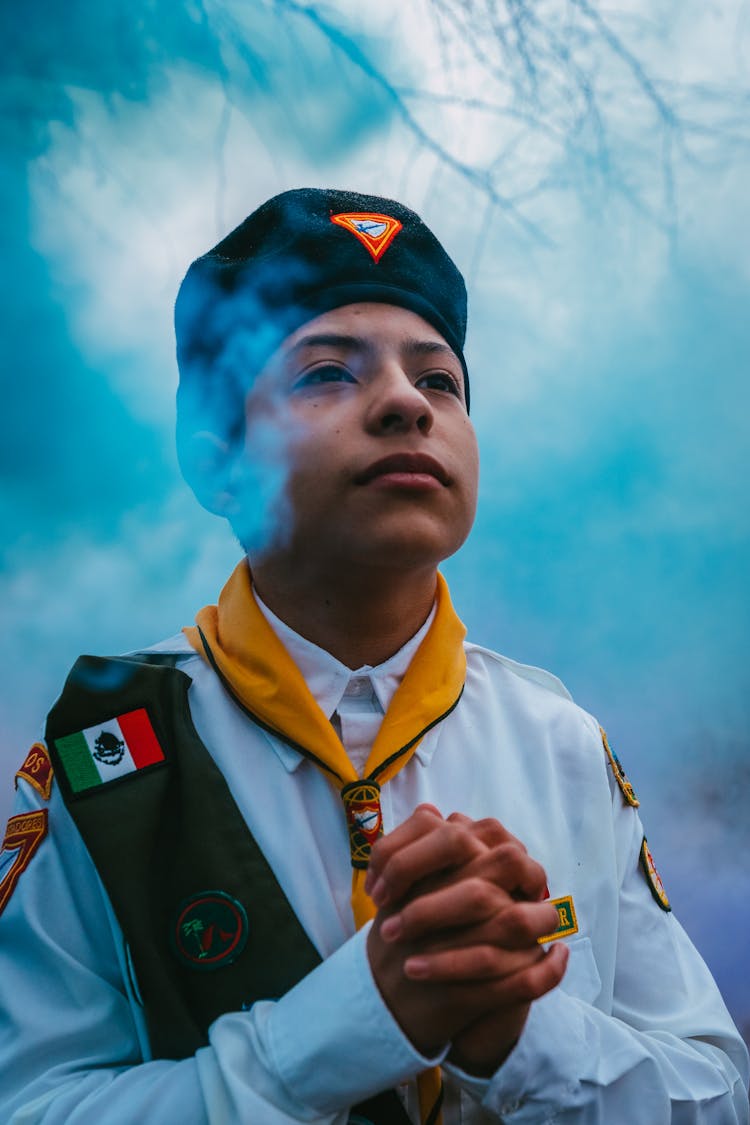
left=365, top=805, right=568, bottom=1076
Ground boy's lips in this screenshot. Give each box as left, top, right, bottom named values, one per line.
left=354, top=452, right=451, bottom=486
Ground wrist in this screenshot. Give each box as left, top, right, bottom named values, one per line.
left=447, top=1039, right=516, bottom=1077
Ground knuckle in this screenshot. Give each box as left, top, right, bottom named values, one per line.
left=441, top=952, right=463, bottom=978
left=466, top=877, right=495, bottom=914
left=476, top=945, right=499, bottom=975
left=513, top=966, right=539, bottom=1001
left=490, top=842, right=522, bottom=875
left=527, top=857, right=547, bottom=885
left=475, top=817, right=508, bottom=841
left=400, top=898, right=427, bottom=934
left=447, top=821, right=471, bottom=846
left=480, top=819, right=526, bottom=852
left=414, top=803, right=442, bottom=824
left=435, top=822, right=469, bottom=862
left=550, top=953, right=568, bottom=986
left=450, top=822, right=480, bottom=857
left=384, top=851, right=408, bottom=886
left=505, top=904, right=538, bottom=944
left=488, top=912, right=512, bottom=945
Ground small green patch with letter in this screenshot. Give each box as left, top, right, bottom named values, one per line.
left=538, top=894, right=579, bottom=943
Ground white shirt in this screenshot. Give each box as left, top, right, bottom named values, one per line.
left=0, top=613, right=747, bottom=1124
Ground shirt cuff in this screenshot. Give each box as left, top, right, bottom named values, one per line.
left=475, top=988, right=587, bottom=1119
left=442, top=1060, right=491, bottom=1102
left=266, top=922, right=446, bottom=1115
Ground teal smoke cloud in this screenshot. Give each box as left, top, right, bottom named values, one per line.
left=1, top=0, right=748, bottom=1043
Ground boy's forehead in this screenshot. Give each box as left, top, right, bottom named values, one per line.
left=276, top=302, right=460, bottom=360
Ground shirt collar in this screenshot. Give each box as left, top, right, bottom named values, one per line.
left=253, top=586, right=436, bottom=722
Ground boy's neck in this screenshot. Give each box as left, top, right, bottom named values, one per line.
left=249, top=558, right=439, bottom=670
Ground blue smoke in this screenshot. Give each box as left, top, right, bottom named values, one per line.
left=1, top=0, right=748, bottom=1044
left=0, top=0, right=394, bottom=552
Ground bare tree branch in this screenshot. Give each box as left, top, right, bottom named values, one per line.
left=274, top=0, right=554, bottom=242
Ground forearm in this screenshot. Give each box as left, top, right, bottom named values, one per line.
left=3, top=928, right=436, bottom=1124
left=200, top=924, right=442, bottom=1121
left=0, top=785, right=435, bottom=1124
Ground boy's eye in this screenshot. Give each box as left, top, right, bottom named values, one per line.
left=417, top=371, right=461, bottom=396
left=294, top=364, right=356, bottom=388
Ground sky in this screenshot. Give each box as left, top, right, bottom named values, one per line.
left=1, top=0, right=749, bottom=1039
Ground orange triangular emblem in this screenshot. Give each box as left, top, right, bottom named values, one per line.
left=330, top=212, right=403, bottom=263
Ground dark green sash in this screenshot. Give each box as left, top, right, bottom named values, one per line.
left=46, top=654, right=411, bottom=1125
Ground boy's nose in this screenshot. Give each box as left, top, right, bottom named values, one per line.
left=364, top=366, right=434, bottom=436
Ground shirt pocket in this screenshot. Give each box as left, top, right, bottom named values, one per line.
left=558, top=935, right=602, bottom=1006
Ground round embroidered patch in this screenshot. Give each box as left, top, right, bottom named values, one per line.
left=171, top=891, right=249, bottom=970
left=640, top=837, right=671, bottom=912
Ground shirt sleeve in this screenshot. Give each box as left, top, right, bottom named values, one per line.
left=0, top=780, right=436, bottom=1125
left=445, top=778, right=750, bottom=1123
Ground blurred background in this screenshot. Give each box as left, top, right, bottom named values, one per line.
left=1, top=0, right=748, bottom=1043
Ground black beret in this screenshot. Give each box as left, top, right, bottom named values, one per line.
left=175, top=187, right=469, bottom=496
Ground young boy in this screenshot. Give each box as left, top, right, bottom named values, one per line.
left=0, top=188, right=747, bottom=1124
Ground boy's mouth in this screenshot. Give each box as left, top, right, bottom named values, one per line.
left=354, top=453, right=451, bottom=487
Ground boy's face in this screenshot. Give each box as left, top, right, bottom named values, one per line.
left=240, top=302, right=479, bottom=576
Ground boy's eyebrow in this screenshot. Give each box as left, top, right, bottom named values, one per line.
left=287, top=333, right=367, bottom=356
left=287, top=333, right=460, bottom=364
left=402, top=338, right=460, bottom=363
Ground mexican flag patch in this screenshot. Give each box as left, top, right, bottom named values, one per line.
left=53, top=708, right=165, bottom=794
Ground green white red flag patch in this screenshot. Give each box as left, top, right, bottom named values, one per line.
left=53, top=708, right=165, bottom=794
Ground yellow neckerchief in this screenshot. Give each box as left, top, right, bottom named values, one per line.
left=184, top=559, right=466, bottom=1125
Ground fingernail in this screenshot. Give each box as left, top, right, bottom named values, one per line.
left=404, top=957, right=429, bottom=979
left=380, top=915, right=402, bottom=941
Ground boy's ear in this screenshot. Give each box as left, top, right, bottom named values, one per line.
left=181, top=430, right=241, bottom=518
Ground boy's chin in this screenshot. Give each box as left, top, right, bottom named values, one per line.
left=241, top=506, right=472, bottom=576
left=333, top=530, right=466, bottom=575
